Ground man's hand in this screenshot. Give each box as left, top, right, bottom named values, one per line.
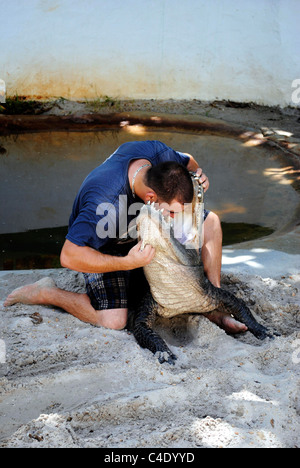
left=185, top=153, right=209, bottom=193
left=124, top=241, right=155, bottom=270
left=195, top=167, right=209, bottom=192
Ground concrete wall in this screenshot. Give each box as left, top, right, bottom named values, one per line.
left=1, top=0, right=299, bottom=106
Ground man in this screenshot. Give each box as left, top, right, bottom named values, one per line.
left=4, top=140, right=247, bottom=335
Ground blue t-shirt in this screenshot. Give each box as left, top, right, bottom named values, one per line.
left=66, top=140, right=190, bottom=251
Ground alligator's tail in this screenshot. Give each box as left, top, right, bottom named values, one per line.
left=206, top=281, right=276, bottom=340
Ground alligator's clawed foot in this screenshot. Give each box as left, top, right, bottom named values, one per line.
left=251, top=323, right=280, bottom=341
left=156, top=350, right=177, bottom=365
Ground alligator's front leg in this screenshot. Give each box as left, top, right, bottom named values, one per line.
left=133, top=292, right=177, bottom=365
left=208, top=283, right=276, bottom=340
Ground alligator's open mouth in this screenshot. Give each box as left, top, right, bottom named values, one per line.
left=136, top=200, right=202, bottom=267
left=136, top=172, right=202, bottom=248
left=136, top=202, right=177, bottom=249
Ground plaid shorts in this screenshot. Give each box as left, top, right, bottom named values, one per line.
left=83, top=268, right=149, bottom=311
left=83, top=271, right=130, bottom=310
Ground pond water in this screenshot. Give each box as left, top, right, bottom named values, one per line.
left=0, top=129, right=298, bottom=270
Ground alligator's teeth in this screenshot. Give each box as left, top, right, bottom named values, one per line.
left=151, top=202, right=155, bottom=207
left=147, top=201, right=151, bottom=205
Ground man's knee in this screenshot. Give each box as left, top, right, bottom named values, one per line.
left=95, top=308, right=128, bottom=330
left=204, top=211, right=222, bottom=240
left=206, top=211, right=221, bottom=227
left=110, top=315, right=128, bottom=330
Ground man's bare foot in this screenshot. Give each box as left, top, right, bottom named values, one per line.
left=204, top=310, right=248, bottom=334
left=4, top=277, right=57, bottom=307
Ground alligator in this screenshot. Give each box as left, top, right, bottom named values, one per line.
left=130, top=176, right=276, bottom=365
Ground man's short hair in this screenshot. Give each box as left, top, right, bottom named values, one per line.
left=145, top=161, right=193, bottom=204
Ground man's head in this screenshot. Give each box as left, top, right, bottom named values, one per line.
left=143, top=162, right=193, bottom=217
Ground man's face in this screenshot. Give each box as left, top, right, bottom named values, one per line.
left=156, top=199, right=185, bottom=219
left=155, top=198, right=195, bottom=245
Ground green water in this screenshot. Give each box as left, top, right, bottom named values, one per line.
left=1, top=128, right=297, bottom=271
left=0, top=223, right=274, bottom=270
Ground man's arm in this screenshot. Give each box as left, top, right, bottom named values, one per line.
left=184, top=153, right=209, bottom=192
left=60, top=239, right=155, bottom=274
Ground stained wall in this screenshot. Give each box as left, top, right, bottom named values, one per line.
left=1, top=0, right=300, bottom=106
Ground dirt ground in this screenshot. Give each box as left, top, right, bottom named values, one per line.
left=1, top=95, right=299, bottom=136
left=0, top=98, right=299, bottom=448
left=41, top=97, right=300, bottom=138
left=0, top=268, right=299, bottom=448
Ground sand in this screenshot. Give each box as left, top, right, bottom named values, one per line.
left=0, top=259, right=299, bottom=448
left=0, top=100, right=299, bottom=448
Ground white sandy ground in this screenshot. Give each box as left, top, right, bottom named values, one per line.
left=1, top=99, right=299, bottom=448
left=0, top=246, right=299, bottom=449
